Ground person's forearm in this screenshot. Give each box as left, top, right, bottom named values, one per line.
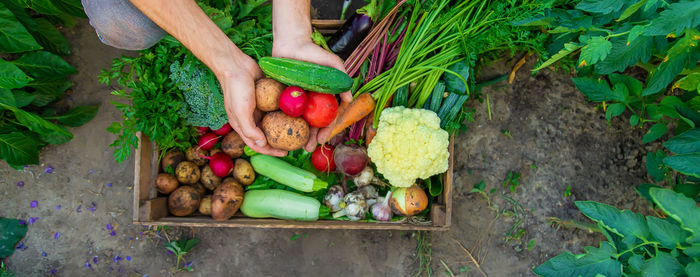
left=129, top=0, right=245, bottom=75
left=273, top=0, right=312, bottom=45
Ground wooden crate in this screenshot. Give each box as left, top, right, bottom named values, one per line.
left=133, top=132, right=453, bottom=230
left=131, top=19, right=452, bottom=230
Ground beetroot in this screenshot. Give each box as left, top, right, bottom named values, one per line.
left=213, top=123, right=232, bottom=136
left=312, top=144, right=336, bottom=172
left=207, top=152, right=234, bottom=177
left=279, top=86, right=307, bottom=117
left=333, top=144, right=368, bottom=176
left=198, top=133, right=219, bottom=151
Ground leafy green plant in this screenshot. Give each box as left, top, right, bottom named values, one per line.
left=0, top=218, right=28, bottom=260
left=0, top=261, right=12, bottom=277
left=100, top=0, right=273, bottom=162
left=535, top=188, right=700, bottom=277
left=502, top=171, right=522, bottom=193
left=0, top=1, right=97, bottom=168
left=164, top=237, right=200, bottom=272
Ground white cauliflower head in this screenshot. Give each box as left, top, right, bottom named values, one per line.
left=367, top=107, right=450, bottom=187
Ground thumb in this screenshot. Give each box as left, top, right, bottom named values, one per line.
left=237, top=116, right=267, bottom=148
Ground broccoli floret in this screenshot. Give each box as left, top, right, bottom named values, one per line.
left=170, top=55, right=228, bottom=129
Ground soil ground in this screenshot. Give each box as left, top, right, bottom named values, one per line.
left=1, top=2, right=655, bottom=277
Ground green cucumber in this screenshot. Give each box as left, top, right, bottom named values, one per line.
left=258, top=57, right=353, bottom=94
left=240, top=189, right=322, bottom=221
left=250, top=155, right=328, bottom=192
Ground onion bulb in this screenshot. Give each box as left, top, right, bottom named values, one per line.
left=389, top=184, right=428, bottom=216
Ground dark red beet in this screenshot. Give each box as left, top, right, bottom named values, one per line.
left=333, top=144, right=367, bottom=176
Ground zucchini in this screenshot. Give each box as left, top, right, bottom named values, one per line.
left=258, top=57, right=353, bottom=94
left=240, top=189, right=322, bottom=221
left=250, top=155, right=328, bottom=192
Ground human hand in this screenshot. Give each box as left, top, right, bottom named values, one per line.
left=272, top=39, right=352, bottom=152
left=217, top=54, right=287, bottom=157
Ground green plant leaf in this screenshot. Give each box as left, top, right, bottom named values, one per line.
left=646, top=216, right=690, bottom=249
left=576, top=0, right=625, bottom=14
left=636, top=183, right=662, bottom=205
left=0, top=218, right=28, bottom=258
left=0, top=59, right=33, bottom=89
left=181, top=238, right=200, bottom=253
left=642, top=123, right=667, bottom=143
left=605, top=103, right=625, bottom=120
left=609, top=73, right=643, bottom=96
left=676, top=105, right=700, bottom=127
left=13, top=109, right=72, bottom=144
left=642, top=29, right=700, bottom=96
left=534, top=43, right=581, bottom=71
left=664, top=128, right=700, bottom=154
left=641, top=252, right=683, bottom=276
left=663, top=153, right=700, bottom=178
left=578, top=36, right=611, bottom=67
left=617, top=0, right=646, bottom=22
left=0, top=132, right=40, bottom=167
left=444, top=61, right=469, bottom=94
left=25, top=0, right=62, bottom=15
left=627, top=25, right=645, bottom=46
left=685, top=244, right=700, bottom=258
left=595, top=36, right=653, bottom=75
left=0, top=2, right=41, bottom=53
left=675, top=73, right=700, bottom=92
left=46, top=105, right=99, bottom=127
left=644, top=1, right=700, bottom=36
left=650, top=188, right=700, bottom=243
left=629, top=254, right=644, bottom=272
left=687, top=262, right=700, bottom=277
left=533, top=242, right=622, bottom=277
left=11, top=51, right=76, bottom=77
left=12, top=90, right=35, bottom=108
left=29, top=18, right=70, bottom=56
left=571, top=77, right=612, bottom=102
left=576, top=201, right=650, bottom=240
left=27, top=77, right=72, bottom=106
left=645, top=151, right=667, bottom=182
left=610, top=83, right=629, bottom=102
left=50, top=0, right=86, bottom=18
left=673, top=183, right=700, bottom=199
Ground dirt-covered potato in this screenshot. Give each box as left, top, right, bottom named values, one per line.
left=255, top=78, right=285, bottom=112
left=261, top=111, right=310, bottom=151
left=200, top=165, right=222, bottom=190
left=221, top=131, right=245, bottom=158
left=155, top=173, right=179, bottom=194
left=232, top=159, right=255, bottom=185
left=189, top=182, right=207, bottom=196
left=185, top=147, right=208, bottom=166
left=211, top=180, right=244, bottom=221
left=209, top=148, right=223, bottom=156
left=175, top=161, right=200, bottom=185
left=198, top=195, right=212, bottom=215
left=168, top=186, right=201, bottom=216
left=222, top=177, right=236, bottom=184
left=161, top=150, right=185, bottom=173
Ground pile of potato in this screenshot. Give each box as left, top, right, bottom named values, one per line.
left=155, top=131, right=255, bottom=221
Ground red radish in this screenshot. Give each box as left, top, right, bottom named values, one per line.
left=303, top=92, right=338, bottom=128
left=279, top=86, right=308, bottom=117
left=198, top=133, right=219, bottom=151
left=213, top=123, right=232, bottom=136
left=195, top=126, right=210, bottom=135
left=312, top=144, right=336, bottom=172
left=206, top=152, right=234, bottom=177
left=333, top=144, right=368, bottom=176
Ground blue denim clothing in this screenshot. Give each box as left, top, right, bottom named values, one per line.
left=81, top=0, right=166, bottom=50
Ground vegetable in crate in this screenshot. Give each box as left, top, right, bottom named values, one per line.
left=367, top=107, right=449, bottom=187
left=324, top=185, right=345, bottom=212
left=185, top=147, right=208, bottom=166
left=200, top=165, right=222, bottom=190
left=255, top=78, right=286, bottom=112
left=189, top=183, right=207, bottom=197
left=327, top=0, right=377, bottom=60
left=199, top=196, right=212, bottom=216
left=303, top=92, right=339, bottom=128
left=211, top=180, right=244, bottom=221
left=258, top=57, right=353, bottom=94
left=241, top=189, right=326, bottom=221
left=312, top=144, right=336, bottom=172
left=212, top=123, right=232, bottom=136
left=232, top=159, right=255, bottom=185
left=333, top=190, right=368, bottom=221
left=204, top=152, right=234, bottom=178
left=170, top=56, right=228, bottom=129
left=278, top=86, right=308, bottom=117
left=155, top=173, right=179, bottom=194
left=261, top=111, right=310, bottom=151
left=221, top=131, right=246, bottom=158
left=250, top=155, right=328, bottom=192
left=162, top=150, right=185, bottom=172
left=371, top=191, right=393, bottom=221
left=334, top=144, right=368, bottom=176
left=175, top=161, right=201, bottom=185
left=197, top=133, right=219, bottom=151
left=390, top=184, right=428, bottom=216
left=168, top=186, right=201, bottom=216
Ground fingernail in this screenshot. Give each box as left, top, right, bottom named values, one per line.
left=255, top=140, right=265, bottom=147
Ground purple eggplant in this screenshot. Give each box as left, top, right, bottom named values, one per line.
left=328, top=2, right=378, bottom=60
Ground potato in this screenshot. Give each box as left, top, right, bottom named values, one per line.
left=161, top=150, right=185, bottom=173
left=155, top=173, right=179, bottom=194
left=233, top=159, right=255, bottom=185
left=168, top=186, right=201, bottom=216
left=185, top=147, right=208, bottom=166
left=209, top=148, right=223, bottom=156
left=261, top=111, right=310, bottom=151
left=198, top=195, right=212, bottom=215
left=175, top=161, right=200, bottom=185
left=222, top=177, right=236, bottom=184
left=221, top=131, right=245, bottom=158
left=211, top=180, right=244, bottom=221
left=255, top=78, right=285, bottom=112
left=200, top=164, right=222, bottom=190
left=189, top=182, right=207, bottom=197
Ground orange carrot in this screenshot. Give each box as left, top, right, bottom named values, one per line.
left=365, top=113, right=377, bottom=147
left=325, top=93, right=375, bottom=142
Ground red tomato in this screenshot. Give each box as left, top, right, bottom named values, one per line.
left=312, top=144, right=336, bottom=172
left=303, top=92, right=338, bottom=128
